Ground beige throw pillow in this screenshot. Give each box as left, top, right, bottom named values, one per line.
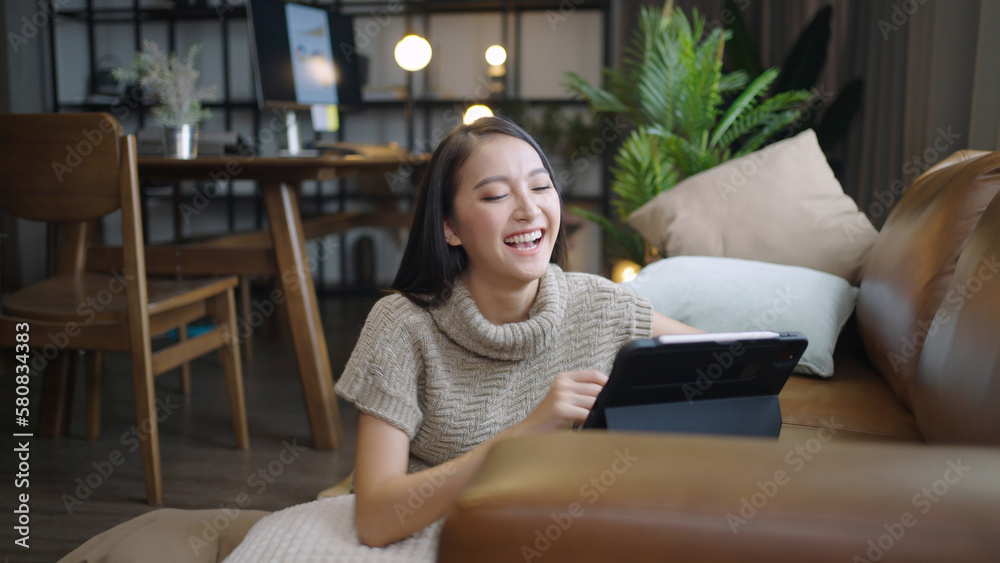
left=626, top=129, right=878, bottom=285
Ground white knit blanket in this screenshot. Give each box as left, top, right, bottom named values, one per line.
left=223, top=495, right=442, bottom=562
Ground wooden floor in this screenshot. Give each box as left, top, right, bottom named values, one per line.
left=1, top=293, right=379, bottom=562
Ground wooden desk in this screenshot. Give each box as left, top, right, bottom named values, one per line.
left=90, top=153, right=428, bottom=450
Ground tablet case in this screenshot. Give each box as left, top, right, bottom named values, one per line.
left=583, top=331, right=808, bottom=438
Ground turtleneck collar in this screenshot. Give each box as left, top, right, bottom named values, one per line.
left=430, top=264, right=567, bottom=361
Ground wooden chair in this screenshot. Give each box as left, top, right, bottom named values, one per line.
left=0, top=113, right=248, bottom=504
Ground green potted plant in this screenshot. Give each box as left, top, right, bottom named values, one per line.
left=113, top=40, right=216, bottom=158
left=564, top=1, right=812, bottom=266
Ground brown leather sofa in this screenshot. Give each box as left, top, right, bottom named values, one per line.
left=438, top=150, right=1000, bottom=562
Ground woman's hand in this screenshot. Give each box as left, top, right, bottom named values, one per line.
left=517, top=370, right=608, bottom=433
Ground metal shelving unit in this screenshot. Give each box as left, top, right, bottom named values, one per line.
left=47, top=0, right=613, bottom=288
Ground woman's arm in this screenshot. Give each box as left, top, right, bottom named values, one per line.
left=353, top=369, right=608, bottom=547
left=651, top=310, right=703, bottom=336
left=352, top=413, right=491, bottom=547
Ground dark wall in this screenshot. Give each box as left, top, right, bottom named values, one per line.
left=3, top=0, right=50, bottom=113
left=1, top=1, right=10, bottom=113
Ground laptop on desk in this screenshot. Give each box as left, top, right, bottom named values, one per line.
left=581, top=331, right=807, bottom=438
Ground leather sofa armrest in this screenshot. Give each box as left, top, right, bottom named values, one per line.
left=439, top=432, right=1000, bottom=563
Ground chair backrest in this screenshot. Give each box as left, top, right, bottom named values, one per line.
left=0, top=113, right=125, bottom=222
left=0, top=112, right=148, bottom=297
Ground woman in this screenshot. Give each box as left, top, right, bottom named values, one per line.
left=343, top=116, right=696, bottom=545
left=226, top=116, right=698, bottom=560
left=62, top=117, right=697, bottom=563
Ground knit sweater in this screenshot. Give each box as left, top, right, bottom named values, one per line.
left=334, top=264, right=654, bottom=474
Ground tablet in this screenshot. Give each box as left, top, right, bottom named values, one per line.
left=580, top=331, right=807, bottom=437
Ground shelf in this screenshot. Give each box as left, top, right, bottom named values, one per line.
left=338, top=1, right=608, bottom=14
left=56, top=99, right=589, bottom=120
left=360, top=98, right=590, bottom=108
left=57, top=100, right=259, bottom=111
left=50, top=0, right=613, bottom=274
left=54, top=5, right=247, bottom=23
left=57, top=99, right=586, bottom=113
left=53, top=1, right=608, bottom=22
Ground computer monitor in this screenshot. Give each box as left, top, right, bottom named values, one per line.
left=246, top=0, right=363, bottom=150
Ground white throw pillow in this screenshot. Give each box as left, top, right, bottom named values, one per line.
left=625, top=256, right=858, bottom=377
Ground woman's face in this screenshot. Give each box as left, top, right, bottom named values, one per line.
left=444, top=134, right=561, bottom=289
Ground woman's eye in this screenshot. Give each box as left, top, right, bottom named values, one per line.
left=533, top=185, right=554, bottom=192
left=482, top=194, right=506, bottom=202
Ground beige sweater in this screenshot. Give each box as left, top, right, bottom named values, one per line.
left=334, top=264, right=653, bottom=473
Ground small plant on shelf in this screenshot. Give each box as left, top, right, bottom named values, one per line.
left=113, top=39, right=216, bottom=128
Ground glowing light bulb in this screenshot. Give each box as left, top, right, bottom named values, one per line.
left=394, top=35, right=432, bottom=71
left=463, top=105, right=493, bottom=124
left=485, top=45, right=507, bottom=66
left=612, top=260, right=641, bottom=283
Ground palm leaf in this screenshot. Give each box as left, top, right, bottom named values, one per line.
left=715, top=90, right=811, bottom=148
left=564, top=72, right=631, bottom=116
left=719, top=70, right=749, bottom=93
left=647, top=125, right=716, bottom=179
left=735, top=110, right=806, bottom=155
left=710, top=68, right=779, bottom=148
left=610, top=128, right=678, bottom=217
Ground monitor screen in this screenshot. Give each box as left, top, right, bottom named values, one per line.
left=247, top=0, right=362, bottom=110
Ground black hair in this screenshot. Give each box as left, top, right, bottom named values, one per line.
left=391, top=115, right=569, bottom=306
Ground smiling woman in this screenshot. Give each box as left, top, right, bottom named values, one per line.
left=442, top=134, right=564, bottom=323
left=310, top=116, right=698, bottom=556
left=68, top=117, right=697, bottom=563
left=326, top=117, right=666, bottom=553
left=392, top=116, right=569, bottom=311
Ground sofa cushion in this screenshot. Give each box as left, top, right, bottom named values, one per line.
left=626, top=129, right=878, bottom=285
left=625, top=256, right=857, bottom=377
left=778, top=320, right=922, bottom=441
left=857, top=150, right=1000, bottom=410
left=913, top=187, right=1000, bottom=445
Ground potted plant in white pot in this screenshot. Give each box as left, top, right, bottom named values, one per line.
left=113, top=40, right=216, bottom=158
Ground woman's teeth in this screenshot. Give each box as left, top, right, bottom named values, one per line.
left=504, top=230, right=542, bottom=248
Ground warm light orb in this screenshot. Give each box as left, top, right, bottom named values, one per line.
left=611, top=260, right=641, bottom=283
left=394, top=35, right=432, bottom=71
left=485, top=44, right=507, bottom=66
left=306, top=54, right=336, bottom=87
left=463, top=105, right=493, bottom=124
